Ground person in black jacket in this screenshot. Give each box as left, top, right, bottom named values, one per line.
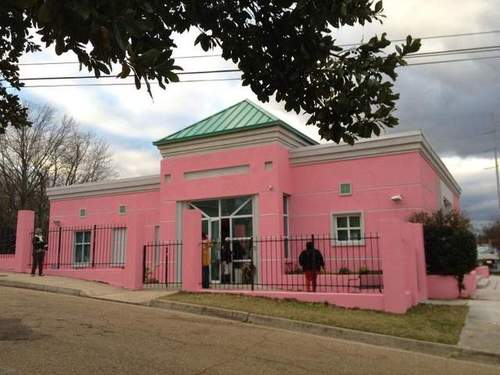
left=298, top=241, right=325, bottom=292
left=31, top=228, right=47, bottom=276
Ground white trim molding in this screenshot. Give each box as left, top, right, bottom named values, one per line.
left=289, top=130, right=461, bottom=196
left=157, top=125, right=316, bottom=158
left=46, top=175, right=160, bottom=200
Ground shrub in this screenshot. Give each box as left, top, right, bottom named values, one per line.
left=338, top=267, right=351, bottom=274
left=409, top=209, right=477, bottom=290
left=358, top=267, right=382, bottom=275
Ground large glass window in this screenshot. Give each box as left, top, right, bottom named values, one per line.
left=191, top=196, right=252, bottom=219
left=74, top=231, right=91, bottom=265
left=191, top=200, right=219, bottom=217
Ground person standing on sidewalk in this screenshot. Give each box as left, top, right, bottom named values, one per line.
left=32, top=228, right=47, bottom=276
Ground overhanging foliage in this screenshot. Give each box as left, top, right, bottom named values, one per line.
left=1, top=1, right=420, bottom=142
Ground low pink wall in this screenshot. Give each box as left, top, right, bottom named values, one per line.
left=427, top=271, right=477, bottom=299
left=200, top=289, right=386, bottom=311
left=275, top=274, right=371, bottom=293
left=8, top=209, right=146, bottom=290
left=0, top=255, right=16, bottom=271
left=179, top=216, right=425, bottom=314
left=476, top=265, right=490, bottom=278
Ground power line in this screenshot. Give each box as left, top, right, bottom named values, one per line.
left=407, top=44, right=500, bottom=59
left=406, top=55, right=500, bottom=66
left=6, top=52, right=500, bottom=88
left=18, top=53, right=222, bottom=66
left=339, top=29, right=500, bottom=47
left=0, top=68, right=240, bottom=82
left=6, top=77, right=242, bottom=89
left=17, top=29, right=500, bottom=66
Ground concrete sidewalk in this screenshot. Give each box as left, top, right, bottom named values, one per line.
left=0, top=271, right=176, bottom=304
left=459, top=276, right=500, bottom=355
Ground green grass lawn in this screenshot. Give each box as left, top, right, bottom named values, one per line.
left=162, top=292, right=468, bottom=345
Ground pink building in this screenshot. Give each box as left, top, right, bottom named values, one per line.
left=4, top=100, right=462, bottom=313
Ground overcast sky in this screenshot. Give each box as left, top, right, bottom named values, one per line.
left=11, top=0, right=500, bottom=228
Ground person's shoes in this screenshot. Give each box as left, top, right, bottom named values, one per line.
left=39, top=274, right=44, bottom=277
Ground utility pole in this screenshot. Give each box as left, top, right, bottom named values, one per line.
left=494, top=114, right=500, bottom=209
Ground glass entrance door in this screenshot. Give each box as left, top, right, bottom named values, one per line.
left=191, top=196, right=254, bottom=284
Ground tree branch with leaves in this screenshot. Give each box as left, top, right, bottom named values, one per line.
left=1, top=0, right=420, bottom=143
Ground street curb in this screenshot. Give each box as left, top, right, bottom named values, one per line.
left=150, top=299, right=500, bottom=367
left=0, top=279, right=83, bottom=297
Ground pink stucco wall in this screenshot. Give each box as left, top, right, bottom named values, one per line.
left=289, top=151, right=454, bottom=235
left=50, top=190, right=161, bottom=236
left=0, top=255, right=16, bottom=271
left=43, top=140, right=458, bottom=306
left=43, top=191, right=162, bottom=288
left=49, top=144, right=456, bottom=245
left=160, top=143, right=291, bottom=240
left=427, top=272, right=477, bottom=299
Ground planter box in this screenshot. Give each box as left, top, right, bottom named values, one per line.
left=427, top=271, right=477, bottom=300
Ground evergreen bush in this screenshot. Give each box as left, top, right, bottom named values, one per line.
left=409, top=209, right=477, bottom=290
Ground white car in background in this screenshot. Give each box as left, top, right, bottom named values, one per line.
left=477, top=245, right=499, bottom=270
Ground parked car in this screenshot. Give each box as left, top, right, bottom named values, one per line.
left=477, top=245, right=499, bottom=269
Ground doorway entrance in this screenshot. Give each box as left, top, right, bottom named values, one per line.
left=190, top=196, right=254, bottom=284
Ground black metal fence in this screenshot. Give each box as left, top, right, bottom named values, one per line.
left=36, top=225, right=128, bottom=269
left=143, top=241, right=182, bottom=288
left=0, top=227, right=16, bottom=256
left=205, top=234, right=382, bottom=293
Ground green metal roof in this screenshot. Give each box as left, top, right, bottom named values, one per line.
left=153, top=99, right=317, bottom=146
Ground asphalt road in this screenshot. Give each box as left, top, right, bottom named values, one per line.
left=0, top=287, right=498, bottom=375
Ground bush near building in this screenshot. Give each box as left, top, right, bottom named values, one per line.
left=409, top=210, right=477, bottom=290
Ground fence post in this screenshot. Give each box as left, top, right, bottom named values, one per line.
left=124, top=214, right=145, bottom=290
left=57, top=226, right=62, bottom=269
left=182, top=209, right=202, bottom=292
left=14, top=210, right=35, bottom=273
left=250, top=238, right=255, bottom=291
left=165, top=245, right=169, bottom=285
left=91, top=224, right=97, bottom=268
left=142, top=245, right=147, bottom=284
left=380, top=221, right=413, bottom=314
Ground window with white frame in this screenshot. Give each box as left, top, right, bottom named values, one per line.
left=79, top=208, right=87, bottom=218
left=332, top=213, right=363, bottom=242
left=283, top=195, right=290, bottom=257
left=111, top=228, right=127, bottom=266
left=339, top=183, right=352, bottom=196
left=119, top=205, right=127, bottom=215
left=74, top=230, right=91, bottom=265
